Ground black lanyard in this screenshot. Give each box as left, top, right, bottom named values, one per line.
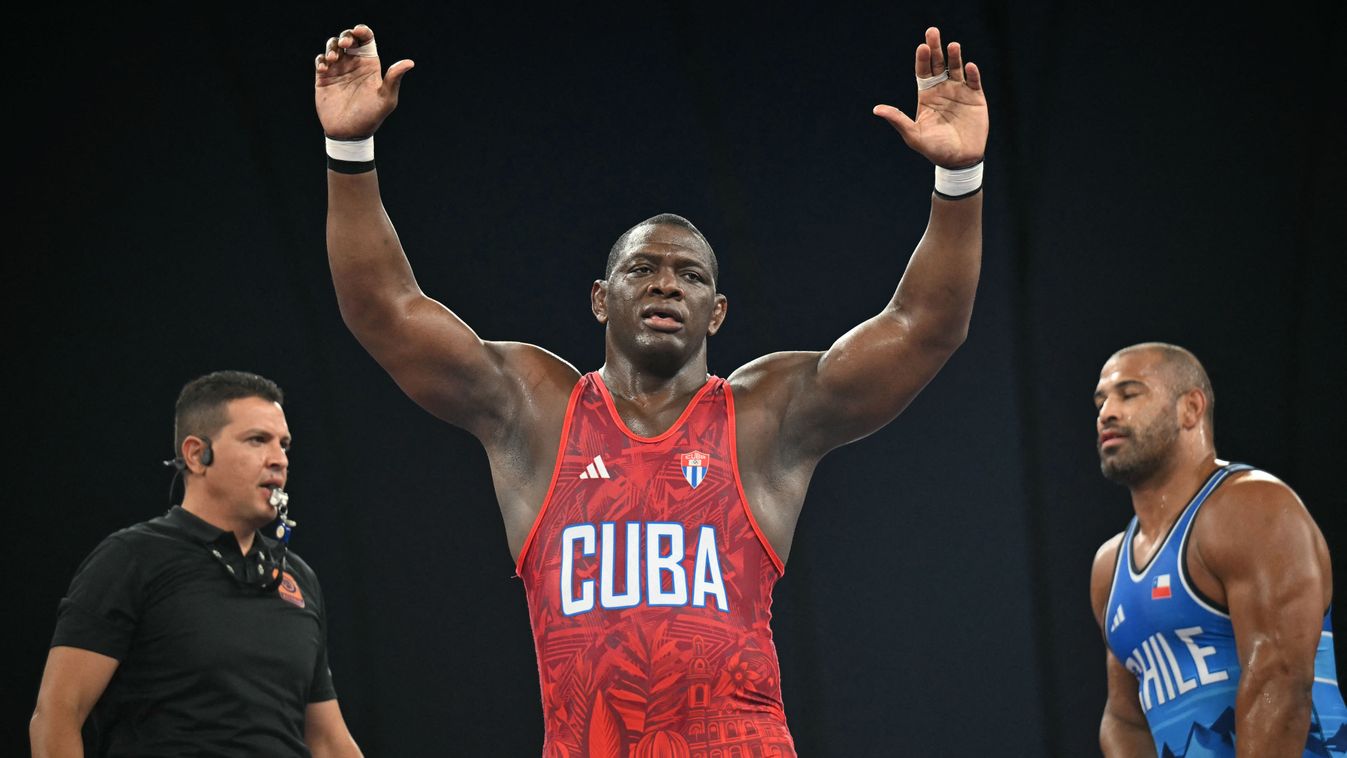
left=207, top=535, right=289, bottom=593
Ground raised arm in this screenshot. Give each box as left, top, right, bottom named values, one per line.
left=733, top=27, right=987, bottom=456
left=1195, top=476, right=1329, bottom=756
left=1091, top=535, right=1157, bottom=757
left=315, top=25, right=575, bottom=438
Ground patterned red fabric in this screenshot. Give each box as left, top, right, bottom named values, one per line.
left=517, top=372, right=795, bottom=758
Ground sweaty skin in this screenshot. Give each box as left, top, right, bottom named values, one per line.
left=1089, top=348, right=1331, bottom=757
left=316, top=24, right=987, bottom=568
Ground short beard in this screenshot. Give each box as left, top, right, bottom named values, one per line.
left=1099, top=413, right=1180, bottom=487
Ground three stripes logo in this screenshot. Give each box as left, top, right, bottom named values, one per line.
left=578, top=455, right=611, bottom=480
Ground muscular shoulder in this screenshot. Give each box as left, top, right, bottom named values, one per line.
left=1091, top=532, right=1125, bottom=624
left=728, top=351, right=823, bottom=398
left=1194, top=471, right=1309, bottom=546
left=727, top=351, right=828, bottom=433
left=477, top=342, right=581, bottom=436
left=489, top=341, right=580, bottom=382
left=1191, top=470, right=1323, bottom=581
left=727, top=351, right=826, bottom=461
left=485, top=342, right=581, bottom=400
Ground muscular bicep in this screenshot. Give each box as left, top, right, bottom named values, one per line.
left=735, top=309, right=962, bottom=459
left=352, top=294, right=578, bottom=439
left=1195, top=477, right=1324, bottom=750
left=33, top=646, right=119, bottom=728
left=1222, top=537, right=1326, bottom=665
left=346, top=292, right=503, bottom=423
left=812, top=309, right=960, bottom=440
left=776, top=196, right=980, bottom=454
left=732, top=193, right=980, bottom=456
left=1199, top=479, right=1327, bottom=675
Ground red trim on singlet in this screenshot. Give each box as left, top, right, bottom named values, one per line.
left=591, top=372, right=720, bottom=443
left=724, top=383, right=786, bottom=576
left=514, top=378, right=587, bottom=578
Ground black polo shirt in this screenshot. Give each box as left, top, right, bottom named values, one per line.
left=51, top=506, right=337, bottom=757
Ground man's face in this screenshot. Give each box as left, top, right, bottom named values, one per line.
left=200, top=396, right=291, bottom=527
left=1093, top=350, right=1181, bottom=486
left=593, top=224, right=728, bottom=372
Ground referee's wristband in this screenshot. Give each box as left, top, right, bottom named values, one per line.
left=326, top=136, right=375, bottom=174
left=934, top=160, right=984, bottom=199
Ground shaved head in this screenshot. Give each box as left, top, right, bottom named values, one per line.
left=1111, top=342, right=1215, bottom=430
left=605, top=213, right=719, bottom=288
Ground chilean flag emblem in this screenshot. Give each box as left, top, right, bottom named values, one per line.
left=1151, top=574, right=1172, bottom=600
left=680, top=451, right=711, bottom=489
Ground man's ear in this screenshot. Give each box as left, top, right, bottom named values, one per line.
left=182, top=436, right=211, bottom=475
left=707, top=293, right=728, bottom=336
left=591, top=280, right=609, bottom=324
left=1180, top=388, right=1206, bottom=431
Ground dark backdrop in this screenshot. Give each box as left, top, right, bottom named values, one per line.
left=9, top=3, right=1344, bottom=755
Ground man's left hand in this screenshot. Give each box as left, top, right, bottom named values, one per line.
left=873, top=26, right=989, bottom=168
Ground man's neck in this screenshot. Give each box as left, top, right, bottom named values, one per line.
left=598, top=352, right=710, bottom=404
left=1128, top=446, right=1218, bottom=538
left=181, top=496, right=259, bottom=554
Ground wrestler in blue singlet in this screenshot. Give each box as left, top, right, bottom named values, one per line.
left=1104, top=463, right=1347, bottom=757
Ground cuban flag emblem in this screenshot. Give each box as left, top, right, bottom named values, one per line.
left=1151, top=574, right=1172, bottom=600
left=680, top=451, right=711, bottom=489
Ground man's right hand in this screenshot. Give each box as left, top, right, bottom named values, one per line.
left=314, top=24, right=414, bottom=139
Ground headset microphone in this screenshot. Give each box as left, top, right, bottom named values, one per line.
left=162, top=437, right=213, bottom=502
left=163, top=458, right=183, bottom=502
left=161, top=438, right=213, bottom=474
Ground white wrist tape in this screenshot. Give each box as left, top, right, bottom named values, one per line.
left=915, top=70, right=949, bottom=91
left=326, top=136, right=375, bottom=162
left=344, top=39, right=379, bottom=58
left=934, top=161, right=984, bottom=198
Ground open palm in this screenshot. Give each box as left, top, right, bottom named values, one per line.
left=874, top=27, right=988, bottom=169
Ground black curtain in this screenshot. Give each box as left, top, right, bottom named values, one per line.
left=10, top=3, right=1343, bottom=755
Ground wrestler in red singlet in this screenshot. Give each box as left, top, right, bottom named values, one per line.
left=318, top=21, right=987, bottom=756
left=518, top=373, right=794, bottom=757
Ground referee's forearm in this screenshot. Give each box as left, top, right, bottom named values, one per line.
left=29, top=708, right=86, bottom=758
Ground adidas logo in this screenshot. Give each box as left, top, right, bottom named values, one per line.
left=578, top=455, right=611, bottom=480
left=1110, top=603, right=1126, bottom=633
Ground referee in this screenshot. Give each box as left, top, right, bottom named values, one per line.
left=29, top=371, right=361, bottom=757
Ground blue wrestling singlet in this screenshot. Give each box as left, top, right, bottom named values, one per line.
left=1104, top=463, right=1347, bottom=757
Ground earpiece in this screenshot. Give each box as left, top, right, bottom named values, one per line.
left=160, top=436, right=217, bottom=505
left=164, top=436, right=214, bottom=471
